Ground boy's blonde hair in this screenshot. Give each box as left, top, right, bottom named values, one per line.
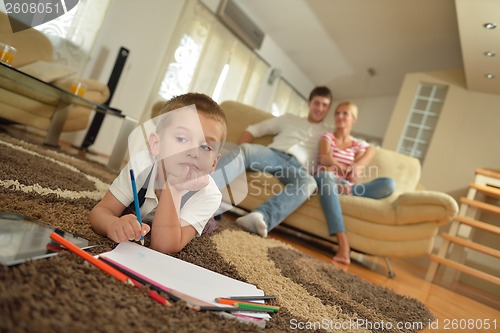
left=156, top=93, right=227, bottom=145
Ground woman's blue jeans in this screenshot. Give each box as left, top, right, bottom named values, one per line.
left=314, top=171, right=395, bottom=235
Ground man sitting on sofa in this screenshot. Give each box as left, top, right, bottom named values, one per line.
left=216, top=86, right=333, bottom=237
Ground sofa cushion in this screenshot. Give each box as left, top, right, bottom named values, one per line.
left=221, top=100, right=275, bottom=146
left=340, top=196, right=397, bottom=224
left=0, top=100, right=53, bottom=130
left=357, top=147, right=420, bottom=195
left=18, top=60, right=76, bottom=83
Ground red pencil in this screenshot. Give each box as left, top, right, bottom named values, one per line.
left=126, top=276, right=172, bottom=306
left=49, top=232, right=172, bottom=307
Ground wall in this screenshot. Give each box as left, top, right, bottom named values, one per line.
left=332, top=95, right=396, bottom=143
left=383, top=68, right=500, bottom=193
left=204, top=0, right=395, bottom=140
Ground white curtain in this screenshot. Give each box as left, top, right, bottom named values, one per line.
left=154, top=0, right=306, bottom=117
left=34, top=0, right=111, bottom=73
left=271, top=78, right=308, bottom=117
left=157, top=0, right=216, bottom=101
left=156, top=0, right=269, bottom=107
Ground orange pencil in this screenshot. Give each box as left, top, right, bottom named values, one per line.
left=50, top=232, right=130, bottom=283
left=50, top=232, right=172, bottom=307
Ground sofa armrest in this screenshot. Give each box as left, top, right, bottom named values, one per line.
left=52, top=78, right=110, bottom=104
left=394, top=191, right=458, bottom=225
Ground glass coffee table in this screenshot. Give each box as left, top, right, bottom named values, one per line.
left=0, top=62, right=123, bottom=146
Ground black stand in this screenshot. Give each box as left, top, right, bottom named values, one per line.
left=79, top=47, right=129, bottom=151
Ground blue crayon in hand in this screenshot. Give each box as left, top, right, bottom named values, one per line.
left=130, top=169, right=144, bottom=245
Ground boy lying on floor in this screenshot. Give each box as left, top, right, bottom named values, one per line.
left=89, top=93, right=227, bottom=254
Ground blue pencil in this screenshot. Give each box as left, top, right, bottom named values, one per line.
left=130, top=169, right=144, bottom=245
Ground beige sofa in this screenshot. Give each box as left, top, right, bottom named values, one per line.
left=0, top=12, right=109, bottom=132
left=219, top=100, right=458, bottom=264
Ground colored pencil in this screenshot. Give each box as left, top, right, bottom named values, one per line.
left=224, top=295, right=276, bottom=301
left=50, top=232, right=171, bottom=307
left=215, top=297, right=280, bottom=312
left=233, top=302, right=279, bottom=313
left=50, top=232, right=130, bottom=284
left=129, top=169, right=144, bottom=245
left=186, top=303, right=275, bottom=313
left=126, top=276, right=172, bottom=307
left=144, top=287, right=171, bottom=306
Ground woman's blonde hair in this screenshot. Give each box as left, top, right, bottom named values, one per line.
left=336, top=101, right=358, bottom=121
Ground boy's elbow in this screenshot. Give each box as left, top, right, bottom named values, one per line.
left=88, top=209, right=102, bottom=234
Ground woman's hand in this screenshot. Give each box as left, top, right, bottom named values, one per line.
left=325, top=164, right=349, bottom=178
left=106, top=214, right=150, bottom=243
left=345, top=164, right=363, bottom=183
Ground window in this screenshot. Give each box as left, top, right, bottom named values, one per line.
left=153, top=0, right=307, bottom=119
left=397, top=83, right=448, bottom=163
left=270, top=78, right=308, bottom=117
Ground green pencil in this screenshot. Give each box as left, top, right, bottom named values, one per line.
left=233, top=302, right=279, bottom=313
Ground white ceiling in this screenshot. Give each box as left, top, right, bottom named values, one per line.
left=234, top=0, right=500, bottom=99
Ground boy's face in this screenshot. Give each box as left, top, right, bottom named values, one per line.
left=149, top=108, right=223, bottom=179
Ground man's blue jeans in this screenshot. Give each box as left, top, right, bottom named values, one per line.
left=315, top=171, right=395, bottom=235
left=214, top=144, right=316, bottom=231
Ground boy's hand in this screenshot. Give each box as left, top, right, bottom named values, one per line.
left=106, top=214, right=150, bottom=243
left=168, top=165, right=209, bottom=192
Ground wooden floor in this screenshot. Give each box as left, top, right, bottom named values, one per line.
left=5, top=125, right=499, bottom=332
left=267, top=225, right=500, bottom=332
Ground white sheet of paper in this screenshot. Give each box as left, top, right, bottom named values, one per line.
left=99, top=242, right=269, bottom=318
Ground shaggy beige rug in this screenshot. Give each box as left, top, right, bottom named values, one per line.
left=0, top=131, right=433, bottom=332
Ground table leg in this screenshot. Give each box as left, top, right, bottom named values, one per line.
left=107, top=116, right=138, bottom=170
left=44, top=103, right=70, bottom=147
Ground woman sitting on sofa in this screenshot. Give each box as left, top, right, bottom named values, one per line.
left=315, top=101, right=395, bottom=265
